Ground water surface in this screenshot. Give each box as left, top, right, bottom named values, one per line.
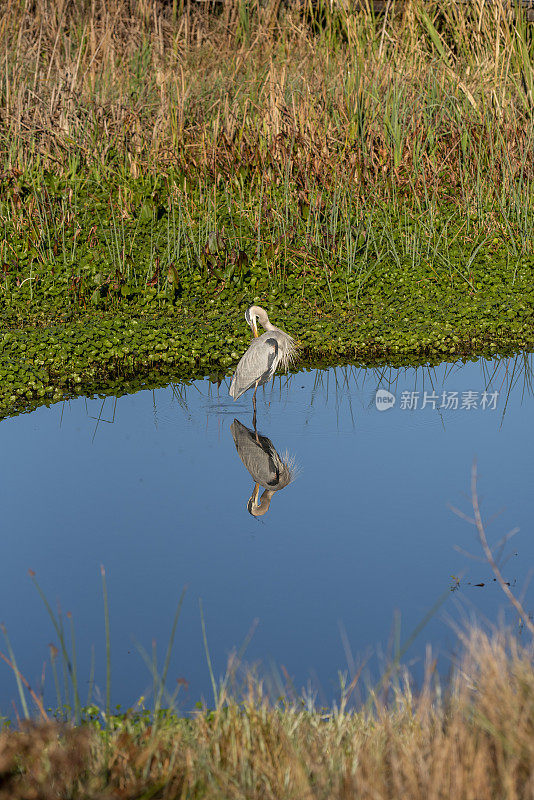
left=1, top=355, right=533, bottom=714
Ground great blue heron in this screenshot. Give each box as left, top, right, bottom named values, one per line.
left=231, top=419, right=296, bottom=517
left=229, top=305, right=296, bottom=426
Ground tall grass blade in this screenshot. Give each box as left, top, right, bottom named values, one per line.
left=29, top=571, right=80, bottom=719
left=0, top=624, right=29, bottom=720
left=199, top=599, right=218, bottom=708
left=101, top=565, right=111, bottom=720
left=155, top=586, right=187, bottom=714
left=68, top=612, right=81, bottom=725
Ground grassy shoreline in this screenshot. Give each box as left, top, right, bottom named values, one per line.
left=3, top=0, right=534, bottom=414
left=1, top=628, right=534, bottom=799
left=2, top=172, right=534, bottom=417
left=2, top=4, right=534, bottom=795
left=3, top=300, right=534, bottom=420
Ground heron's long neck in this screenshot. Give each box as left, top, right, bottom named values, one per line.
left=257, top=310, right=276, bottom=332
left=249, top=484, right=275, bottom=516
left=254, top=489, right=274, bottom=515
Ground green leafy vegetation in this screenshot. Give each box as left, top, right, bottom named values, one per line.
left=2, top=174, right=534, bottom=418
left=1, top=0, right=534, bottom=416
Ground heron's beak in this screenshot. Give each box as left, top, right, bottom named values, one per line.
left=252, top=318, right=259, bottom=338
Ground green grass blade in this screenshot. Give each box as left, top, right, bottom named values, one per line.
left=101, top=565, right=111, bottom=720
left=68, top=613, right=81, bottom=725
left=155, top=586, right=187, bottom=714
left=199, top=599, right=218, bottom=708
left=1, top=624, right=29, bottom=720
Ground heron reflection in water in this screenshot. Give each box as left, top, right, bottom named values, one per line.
left=229, top=305, right=297, bottom=428
left=231, top=419, right=297, bottom=517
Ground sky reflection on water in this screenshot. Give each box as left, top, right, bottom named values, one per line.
left=0, top=354, right=533, bottom=715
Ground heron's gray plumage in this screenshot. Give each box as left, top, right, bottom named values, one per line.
left=229, top=306, right=296, bottom=401
left=231, top=419, right=295, bottom=516
left=230, top=419, right=293, bottom=491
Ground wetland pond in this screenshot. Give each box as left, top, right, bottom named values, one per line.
left=1, top=354, right=534, bottom=716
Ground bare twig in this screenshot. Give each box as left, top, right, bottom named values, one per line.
left=470, top=460, right=534, bottom=636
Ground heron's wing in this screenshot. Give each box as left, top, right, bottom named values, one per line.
left=263, top=439, right=283, bottom=485
left=229, top=334, right=279, bottom=400
left=231, top=419, right=282, bottom=486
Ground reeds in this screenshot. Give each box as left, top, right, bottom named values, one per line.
left=1, top=0, right=534, bottom=203
left=0, top=627, right=533, bottom=799
left=1, top=0, right=534, bottom=348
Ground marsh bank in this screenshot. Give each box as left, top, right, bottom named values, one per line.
left=3, top=177, right=534, bottom=418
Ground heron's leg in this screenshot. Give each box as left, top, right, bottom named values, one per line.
left=252, top=383, right=258, bottom=432
left=252, top=394, right=257, bottom=431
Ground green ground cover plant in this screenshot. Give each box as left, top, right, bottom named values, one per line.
left=2, top=175, right=534, bottom=417
left=1, top=0, right=534, bottom=413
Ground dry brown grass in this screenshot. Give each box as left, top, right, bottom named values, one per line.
left=1, top=0, right=534, bottom=197
left=1, top=627, right=533, bottom=799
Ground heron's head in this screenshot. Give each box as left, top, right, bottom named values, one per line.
left=245, top=306, right=259, bottom=338
left=247, top=492, right=273, bottom=517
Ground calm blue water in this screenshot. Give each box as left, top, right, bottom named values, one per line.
left=1, top=355, right=533, bottom=716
